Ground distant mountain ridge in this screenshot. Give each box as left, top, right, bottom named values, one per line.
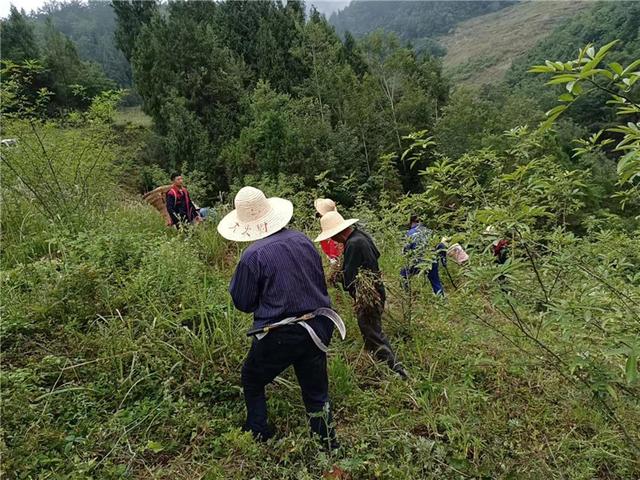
left=19, top=0, right=638, bottom=91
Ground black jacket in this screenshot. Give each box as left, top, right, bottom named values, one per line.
left=342, top=229, right=386, bottom=302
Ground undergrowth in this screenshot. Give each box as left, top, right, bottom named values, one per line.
left=1, top=54, right=639, bottom=480
left=1, top=199, right=638, bottom=478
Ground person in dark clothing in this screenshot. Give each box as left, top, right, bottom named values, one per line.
left=483, top=226, right=509, bottom=265
left=492, top=239, right=509, bottom=265
left=400, top=215, right=446, bottom=296
left=166, top=173, right=200, bottom=227
left=218, top=186, right=344, bottom=449
left=315, top=211, right=407, bottom=379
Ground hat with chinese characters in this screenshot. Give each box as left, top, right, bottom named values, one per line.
left=217, top=186, right=293, bottom=242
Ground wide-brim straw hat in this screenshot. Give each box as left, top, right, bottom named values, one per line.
left=217, top=186, right=293, bottom=242
left=315, top=211, right=358, bottom=242
left=314, top=198, right=337, bottom=216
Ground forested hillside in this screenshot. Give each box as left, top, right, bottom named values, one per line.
left=1, top=5, right=115, bottom=112
left=118, top=0, right=449, bottom=199
left=29, top=1, right=131, bottom=86
left=1, top=0, right=639, bottom=478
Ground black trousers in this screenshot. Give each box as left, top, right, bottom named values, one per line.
left=355, top=296, right=400, bottom=371
left=241, top=322, right=336, bottom=444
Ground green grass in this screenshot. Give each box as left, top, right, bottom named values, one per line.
left=2, top=203, right=638, bottom=478
left=114, top=106, right=153, bottom=128
left=2, top=98, right=639, bottom=478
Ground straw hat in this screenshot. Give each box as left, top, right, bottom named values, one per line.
left=217, top=186, right=293, bottom=242
left=315, top=211, right=358, bottom=242
left=314, top=198, right=337, bottom=216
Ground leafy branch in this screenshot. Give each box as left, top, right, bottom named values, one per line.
left=530, top=41, right=640, bottom=186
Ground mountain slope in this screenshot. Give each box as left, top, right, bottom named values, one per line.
left=330, top=1, right=515, bottom=41
left=439, top=0, right=592, bottom=85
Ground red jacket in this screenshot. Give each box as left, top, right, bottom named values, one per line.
left=320, top=238, right=343, bottom=260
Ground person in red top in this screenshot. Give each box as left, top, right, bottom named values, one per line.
left=166, top=172, right=201, bottom=227
left=483, top=226, right=509, bottom=264
left=314, top=198, right=343, bottom=264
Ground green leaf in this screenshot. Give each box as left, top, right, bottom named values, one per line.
left=572, top=83, right=584, bottom=95
left=146, top=440, right=164, bottom=453
left=609, top=62, right=623, bottom=75
left=558, top=93, right=574, bottom=102
left=626, top=353, right=638, bottom=384
left=545, top=105, right=568, bottom=118
left=528, top=65, right=555, bottom=73
left=594, top=40, right=619, bottom=61
left=594, top=69, right=613, bottom=80
left=540, top=104, right=567, bottom=131
left=617, top=150, right=640, bottom=184
left=546, top=75, right=578, bottom=85
left=622, top=59, right=640, bottom=75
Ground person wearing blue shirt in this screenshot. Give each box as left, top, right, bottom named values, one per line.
left=401, top=215, right=446, bottom=296
left=218, top=186, right=342, bottom=450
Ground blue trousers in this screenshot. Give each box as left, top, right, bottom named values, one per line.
left=401, top=262, right=444, bottom=295
left=241, top=321, right=336, bottom=444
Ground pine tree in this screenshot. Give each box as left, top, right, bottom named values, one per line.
left=111, top=0, right=158, bottom=62
left=0, top=6, right=40, bottom=62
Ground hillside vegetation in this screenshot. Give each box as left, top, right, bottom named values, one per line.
left=31, top=1, right=131, bottom=87
left=330, top=1, right=515, bottom=41
left=2, top=1, right=640, bottom=478
left=440, top=0, right=592, bottom=85
left=506, top=0, right=640, bottom=123
left=2, top=90, right=639, bottom=478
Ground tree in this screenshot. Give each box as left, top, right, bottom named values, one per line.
left=111, top=0, right=158, bottom=63
left=294, top=12, right=358, bottom=124
left=340, top=31, right=368, bottom=78
left=131, top=2, right=248, bottom=192
left=30, top=1, right=132, bottom=87
left=0, top=6, right=40, bottom=62
left=358, top=30, right=448, bottom=191
left=41, top=19, right=115, bottom=111
left=220, top=80, right=363, bottom=199
left=214, top=0, right=307, bottom=93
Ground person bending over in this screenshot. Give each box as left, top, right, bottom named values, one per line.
left=315, top=211, right=407, bottom=379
